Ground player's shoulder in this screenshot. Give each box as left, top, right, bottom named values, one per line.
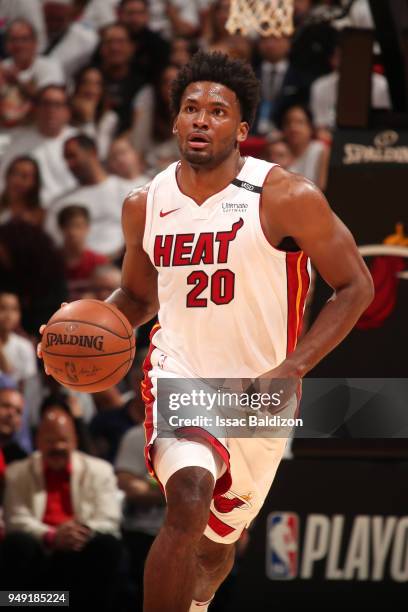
left=264, top=165, right=326, bottom=209
left=123, top=162, right=178, bottom=210
left=123, top=181, right=151, bottom=220
left=125, top=182, right=151, bottom=206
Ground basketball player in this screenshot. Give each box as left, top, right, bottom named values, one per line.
left=42, top=52, right=374, bottom=611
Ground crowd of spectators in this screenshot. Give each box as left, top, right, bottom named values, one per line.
left=0, top=0, right=391, bottom=609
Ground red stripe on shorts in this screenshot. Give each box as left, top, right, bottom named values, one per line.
left=142, top=323, right=161, bottom=478
left=286, top=251, right=310, bottom=355
left=208, top=510, right=236, bottom=537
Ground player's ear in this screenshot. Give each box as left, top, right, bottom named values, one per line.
left=172, top=118, right=178, bottom=135
left=237, top=121, right=249, bottom=143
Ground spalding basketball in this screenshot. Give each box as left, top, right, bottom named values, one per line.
left=41, top=299, right=136, bottom=393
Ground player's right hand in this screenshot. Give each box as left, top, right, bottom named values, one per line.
left=36, top=325, right=48, bottom=374
left=37, top=303, right=68, bottom=374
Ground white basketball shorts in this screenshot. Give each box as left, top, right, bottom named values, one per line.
left=141, top=325, right=296, bottom=545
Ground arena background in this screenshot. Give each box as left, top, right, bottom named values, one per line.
left=0, top=0, right=407, bottom=609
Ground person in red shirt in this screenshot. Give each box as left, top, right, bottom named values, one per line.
left=1, top=407, right=122, bottom=609
left=57, top=205, right=108, bottom=300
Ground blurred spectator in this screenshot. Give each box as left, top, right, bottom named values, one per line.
left=1, top=19, right=64, bottom=98
left=58, top=205, right=108, bottom=300
left=148, top=0, right=200, bottom=39
left=117, top=0, right=171, bottom=80
left=2, top=407, right=122, bottom=610
left=293, top=0, right=314, bottom=28
left=0, top=0, right=47, bottom=53
left=0, top=291, right=38, bottom=401
left=144, top=64, right=180, bottom=172
left=0, top=300, right=36, bottom=460
left=0, top=85, right=77, bottom=207
left=263, top=137, right=294, bottom=170
left=349, top=0, right=374, bottom=28
left=74, top=0, right=118, bottom=30
left=310, top=37, right=391, bottom=134
left=0, top=156, right=43, bottom=226
left=169, top=36, right=198, bottom=68
left=42, top=1, right=99, bottom=80
left=0, top=220, right=67, bottom=337
left=0, top=384, right=26, bottom=465
left=89, top=263, right=122, bottom=302
left=201, top=0, right=231, bottom=48
left=280, top=104, right=329, bottom=190
left=288, top=21, right=338, bottom=100
left=254, top=35, right=292, bottom=135
left=96, top=23, right=146, bottom=134
left=70, top=66, right=119, bottom=161
left=0, top=422, right=4, bottom=507
left=46, top=135, right=131, bottom=258
left=90, top=396, right=142, bottom=463
left=208, top=35, right=253, bottom=63
left=85, top=262, right=130, bottom=410
left=0, top=75, right=31, bottom=130
left=115, top=411, right=165, bottom=608
left=335, top=0, right=374, bottom=30
left=39, top=392, right=94, bottom=455
left=107, top=137, right=149, bottom=190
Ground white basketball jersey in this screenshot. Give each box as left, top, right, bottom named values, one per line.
left=143, top=156, right=310, bottom=378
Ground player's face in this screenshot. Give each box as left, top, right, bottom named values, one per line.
left=174, top=81, right=249, bottom=168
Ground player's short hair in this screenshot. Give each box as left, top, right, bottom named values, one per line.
left=57, top=205, right=90, bottom=228
left=64, top=134, right=97, bottom=154
left=170, top=50, right=260, bottom=127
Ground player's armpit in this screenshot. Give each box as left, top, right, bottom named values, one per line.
left=106, top=188, right=159, bottom=327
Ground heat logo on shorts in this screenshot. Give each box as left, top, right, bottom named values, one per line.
left=266, top=512, right=299, bottom=580
left=213, top=491, right=253, bottom=513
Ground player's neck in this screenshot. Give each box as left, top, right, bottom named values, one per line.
left=178, top=152, right=245, bottom=205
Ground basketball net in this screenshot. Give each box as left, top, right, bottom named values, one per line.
left=226, top=0, right=294, bottom=37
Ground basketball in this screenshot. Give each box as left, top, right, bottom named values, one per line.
left=41, top=299, right=136, bottom=393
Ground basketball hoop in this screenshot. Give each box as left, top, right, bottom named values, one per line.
left=225, top=0, right=294, bottom=38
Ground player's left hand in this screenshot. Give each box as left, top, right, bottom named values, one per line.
left=253, top=360, right=300, bottom=410
left=259, top=358, right=301, bottom=380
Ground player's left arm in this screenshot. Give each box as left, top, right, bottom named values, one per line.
left=262, top=173, right=374, bottom=378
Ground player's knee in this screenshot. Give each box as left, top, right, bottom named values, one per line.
left=164, top=467, right=214, bottom=541
left=196, top=541, right=235, bottom=575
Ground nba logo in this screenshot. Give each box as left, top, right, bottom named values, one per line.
left=266, top=512, right=299, bottom=580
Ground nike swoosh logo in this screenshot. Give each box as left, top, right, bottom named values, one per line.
left=160, top=208, right=180, bottom=218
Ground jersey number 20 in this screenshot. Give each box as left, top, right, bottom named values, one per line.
left=186, top=269, right=235, bottom=307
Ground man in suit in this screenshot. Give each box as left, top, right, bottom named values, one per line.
left=1, top=406, right=123, bottom=611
